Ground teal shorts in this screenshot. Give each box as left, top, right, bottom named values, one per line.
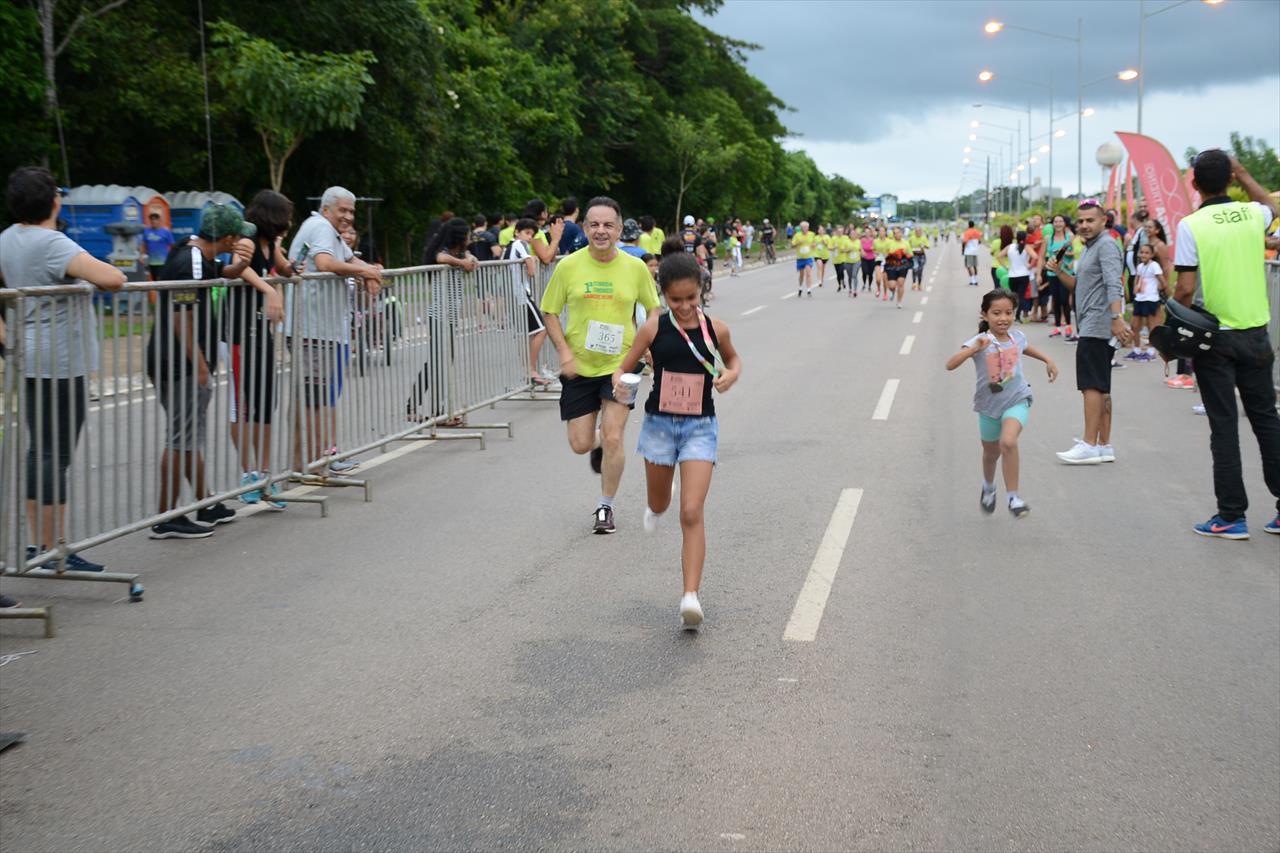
left=978, top=400, right=1031, bottom=442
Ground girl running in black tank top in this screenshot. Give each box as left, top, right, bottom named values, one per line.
left=613, top=253, right=742, bottom=630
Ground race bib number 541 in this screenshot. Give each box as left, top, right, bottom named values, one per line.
left=584, top=320, right=624, bottom=355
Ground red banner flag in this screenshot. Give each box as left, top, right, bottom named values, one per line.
left=1184, top=169, right=1202, bottom=210
left=1115, top=132, right=1195, bottom=253
left=1104, top=164, right=1119, bottom=210
left=1124, top=157, right=1134, bottom=223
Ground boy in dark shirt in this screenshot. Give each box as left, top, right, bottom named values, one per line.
left=146, top=204, right=264, bottom=539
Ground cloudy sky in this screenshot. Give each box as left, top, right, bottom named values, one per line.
left=696, top=0, right=1280, bottom=201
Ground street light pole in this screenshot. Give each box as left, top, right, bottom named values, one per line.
left=1076, top=16, right=1083, bottom=198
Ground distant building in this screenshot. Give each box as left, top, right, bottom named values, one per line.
left=879, top=194, right=898, bottom=220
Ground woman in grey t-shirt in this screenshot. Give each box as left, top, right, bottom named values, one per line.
left=0, top=167, right=125, bottom=574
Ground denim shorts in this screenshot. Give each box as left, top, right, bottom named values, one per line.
left=636, top=413, right=718, bottom=466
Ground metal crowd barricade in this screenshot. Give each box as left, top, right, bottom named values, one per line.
left=1, top=257, right=564, bottom=614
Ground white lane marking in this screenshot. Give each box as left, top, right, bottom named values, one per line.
left=871, top=379, right=900, bottom=421
left=900, top=335, right=915, bottom=355
left=742, top=305, right=767, bottom=316
left=912, top=311, right=924, bottom=324
left=781, top=291, right=796, bottom=300
left=920, top=296, right=929, bottom=305
left=926, top=286, right=933, bottom=293
left=236, top=437, right=436, bottom=518
left=783, top=488, right=864, bottom=643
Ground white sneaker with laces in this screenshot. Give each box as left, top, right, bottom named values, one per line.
left=1098, top=445, right=1116, bottom=463
left=1192, top=404, right=1206, bottom=415
left=1056, top=440, right=1102, bottom=465
left=643, top=507, right=663, bottom=534
left=680, top=592, right=704, bottom=630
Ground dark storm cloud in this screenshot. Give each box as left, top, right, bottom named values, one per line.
left=698, top=0, right=1280, bottom=142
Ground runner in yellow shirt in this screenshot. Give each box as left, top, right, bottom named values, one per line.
left=873, top=227, right=890, bottom=299
left=909, top=230, right=929, bottom=290
left=813, top=224, right=831, bottom=287
left=637, top=215, right=665, bottom=255
left=882, top=226, right=913, bottom=308
left=540, top=196, right=661, bottom=535
left=792, top=220, right=816, bottom=297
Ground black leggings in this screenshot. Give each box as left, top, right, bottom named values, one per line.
left=409, top=318, right=455, bottom=418
left=835, top=263, right=847, bottom=287
left=1047, top=276, right=1072, bottom=327
left=24, top=377, right=86, bottom=505
left=860, top=259, right=876, bottom=286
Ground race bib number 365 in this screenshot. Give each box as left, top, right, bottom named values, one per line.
left=584, top=320, right=624, bottom=355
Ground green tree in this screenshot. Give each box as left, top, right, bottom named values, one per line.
left=209, top=21, right=375, bottom=191
left=668, top=113, right=741, bottom=227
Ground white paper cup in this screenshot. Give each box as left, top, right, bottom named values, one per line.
left=617, top=373, right=642, bottom=405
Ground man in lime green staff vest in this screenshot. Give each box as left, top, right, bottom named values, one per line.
left=1172, top=149, right=1280, bottom=540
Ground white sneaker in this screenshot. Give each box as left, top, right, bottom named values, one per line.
left=643, top=507, right=663, bottom=534
left=1097, top=445, right=1116, bottom=463
left=680, top=592, right=704, bottom=630
left=1056, top=440, right=1102, bottom=465
left=1192, top=404, right=1206, bottom=416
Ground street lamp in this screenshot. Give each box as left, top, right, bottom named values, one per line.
left=1118, top=68, right=1139, bottom=81
left=978, top=69, right=994, bottom=82
left=1081, top=107, right=1096, bottom=117
left=1137, top=0, right=1223, bottom=132
left=983, top=16, right=1085, bottom=197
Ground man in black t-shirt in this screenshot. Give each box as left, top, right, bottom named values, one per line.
left=469, top=214, right=499, bottom=260
left=146, top=204, right=265, bottom=540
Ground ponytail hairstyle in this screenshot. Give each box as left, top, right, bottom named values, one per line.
left=977, top=288, right=1017, bottom=333
left=1015, top=229, right=1027, bottom=253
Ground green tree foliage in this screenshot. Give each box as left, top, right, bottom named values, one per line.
left=0, top=0, right=870, bottom=263
left=209, top=22, right=375, bottom=191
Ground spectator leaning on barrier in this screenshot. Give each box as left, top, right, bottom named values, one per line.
left=220, top=189, right=293, bottom=509
left=408, top=217, right=476, bottom=426
left=141, top=211, right=175, bottom=281
left=1047, top=199, right=1133, bottom=466
left=504, top=217, right=552, bottom=388
left=0, top=165, right=125, bottom=571
left=1172, top=150, right=1280, bottom=540
left=146, top=204, right=269, bottom=539
left=287, top=186, right=383, bottom=476
left=524, top=198, right=565, bottom=265
left=469, top=213, right=499, bottom=260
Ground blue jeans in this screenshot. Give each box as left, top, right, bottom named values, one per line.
left=637, top=413, right=718, bottom=465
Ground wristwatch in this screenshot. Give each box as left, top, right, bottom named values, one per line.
left=1111, top=312, right=1126, bottom=320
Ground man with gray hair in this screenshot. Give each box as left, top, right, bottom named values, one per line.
left=287, top=186, right=383, bottom=474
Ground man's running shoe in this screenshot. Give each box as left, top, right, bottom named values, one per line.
left=1193, top=516, right=1249, bottom=540
left=980, top=485, right=997, bottom=514
left=1166, top=375, right=1196, bottom=390
left=680, top=592, right=704, bottom=630
left=1263, top=514, right=1280, bottom=535
left=196, top=502, right=237, bottom=526
left=1192, top=404, right=1206, bottom=415
left=1056, top=440, right=1102, bottom=465
left=0, top=594, right=20, bottom=609
left=1064, top=333, right=1079, bottom=343
left=240, top=471, right=263, bottom=504
left=150, top=516, right=215, bottom=539
left=1098, top=445, right=1116, bottom=463
left=1008, top=498, right=1030, bottom=520
left=592, top=504, right=616, bottom=534
left=589, top=446, right=603, bottom=474
left=1124, top=350, right=1141, bottom=360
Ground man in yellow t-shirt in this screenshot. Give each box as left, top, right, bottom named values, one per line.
left=792, top=220, right=816, bottom=297
left=497, top=213, right=517, bottom=248
left=541, top=196, right=660, bottom=534
left=909, top=231, right=929, bottom=290
left=637, top=215, right=665, bottom=255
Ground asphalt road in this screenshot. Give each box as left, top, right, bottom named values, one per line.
left=2, top=241, right=1278, bottom=852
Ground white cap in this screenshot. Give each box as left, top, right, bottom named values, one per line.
left=683, top=215, right=695, bottom=225
left=763, top=218, right=770, bottom=224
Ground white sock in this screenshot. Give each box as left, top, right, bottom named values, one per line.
left=982, top=480, right=995, bottom=493
left=599, top=495, right=614, bottom=509
left=1008, top=492, right=1024, bottom=507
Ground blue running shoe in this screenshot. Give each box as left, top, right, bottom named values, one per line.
left=266, top=480, right=287, bottom=511
left=1193, top=516, right=1249, bottom=540
left=240, top=471, right=263, bottom=504
left=1264, top=514, right=1280, bottom=536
